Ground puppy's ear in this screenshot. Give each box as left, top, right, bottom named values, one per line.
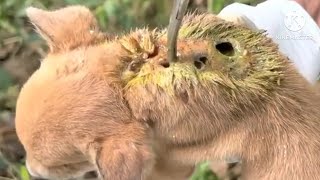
left=26, top=6, right=105, bottom=53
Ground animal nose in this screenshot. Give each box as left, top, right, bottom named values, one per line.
left=26, top=157, right=49, bottom=178
left=193, top=54, right=208, bottom=70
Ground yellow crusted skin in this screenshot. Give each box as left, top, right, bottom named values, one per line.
left=116, top=13, right=292, bottom=147
left=121, top=13, right=284, bottom=98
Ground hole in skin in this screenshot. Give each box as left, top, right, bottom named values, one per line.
left=199, top=56, right=207, bottom=64
left=179, top=90, right=189, bottom=103
left=129, top=62, right=139, bottom=71
left=159, top=61, right=170, bottom=68
left=216, top=42, right=235, bottom=56
left=194, top=61, right=203, bottom=69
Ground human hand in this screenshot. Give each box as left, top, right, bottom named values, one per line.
left=296, top=0, right=320, bottom=26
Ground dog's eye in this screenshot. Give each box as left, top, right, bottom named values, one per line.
left=128, top=61, right=143, bottom=72
left=215, top=41, right=235, bottom=56
left=129, top=62, right=138, bottom=71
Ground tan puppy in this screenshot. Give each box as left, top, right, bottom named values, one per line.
left=16, top=5, right=320, bottom=180
left=16, top=6, right=154, bottom=180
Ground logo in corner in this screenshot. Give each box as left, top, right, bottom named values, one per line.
left=284, top=10, right=306, bottom=32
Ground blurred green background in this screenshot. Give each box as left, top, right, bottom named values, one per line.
left=0, top=0, right=261, bottom=179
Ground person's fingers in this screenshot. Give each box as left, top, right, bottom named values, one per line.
left=296, top=0, right=320, bottom=25
left=217, top=13, right=258, bottom=30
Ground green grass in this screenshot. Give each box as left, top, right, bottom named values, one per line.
left=190, top=162, right=219, bottom=180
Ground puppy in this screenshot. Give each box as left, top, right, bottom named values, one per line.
left=16, top=6, right=154, bottom=180
left=17, top=5, right=318, bottom=180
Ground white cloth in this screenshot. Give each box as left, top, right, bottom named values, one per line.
left=219, top=0, right=320, bottom=84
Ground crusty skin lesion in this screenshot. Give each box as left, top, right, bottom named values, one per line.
left=119, top=13, right=287, bottom=146
left=119, top=12, right=320, bottom=180
left=120, top=13, right=284, bottom=96
left=15, top=5, right=320, bottom=180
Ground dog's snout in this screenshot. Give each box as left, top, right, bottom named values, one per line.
left=26, top=160, right=39, bottom=177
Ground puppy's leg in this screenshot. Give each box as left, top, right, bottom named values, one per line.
left=95, top=140, right=153, bottom=180
left=26, top=156, right=94, bottom=179
left=90, top=123, right=154, bottom=180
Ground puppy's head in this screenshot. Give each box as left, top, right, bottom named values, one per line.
left=121, top=13, right=295, bottom=144
left=15, top=6, right=133, bottom=179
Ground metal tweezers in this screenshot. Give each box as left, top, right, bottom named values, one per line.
left=167, top=0, right=190, bottom=63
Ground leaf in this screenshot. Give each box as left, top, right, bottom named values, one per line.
left=0, top=68, right=13, bottom=91
left=19, top=165, right=30, bottom=180
left=208, top=0, right=225, bottom=13
left=5, top=85, right=19, bottom=109
left=0, top=20, right=17, bottom=34
left=190, top=162, right=219, bottom=180
left=95, top=5, right=109, bottom=30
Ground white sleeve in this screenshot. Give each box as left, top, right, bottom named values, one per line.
left=218, top=0, right=320, bottom=84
